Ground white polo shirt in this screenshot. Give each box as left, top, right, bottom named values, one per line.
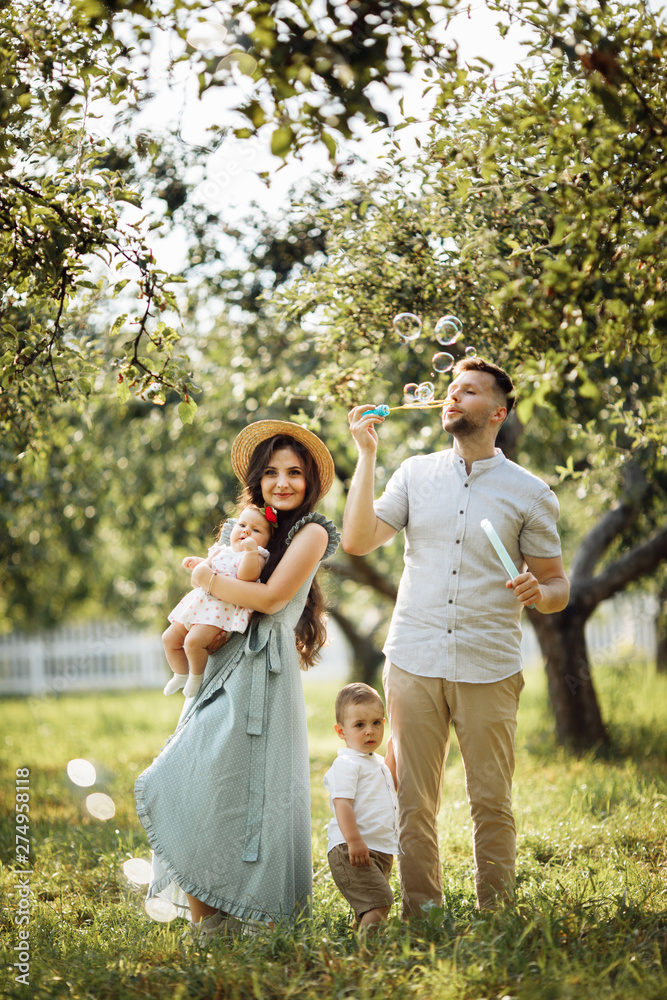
left=323, top=748, right=399, bottom=855
left=374, top=448, right=562, bottom=682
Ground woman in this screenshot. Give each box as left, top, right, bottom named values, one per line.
left=135, top=420, right=340, bottom=936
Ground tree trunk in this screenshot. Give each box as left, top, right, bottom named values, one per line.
left=528, top=607, right=609, bottom=751
left=656, top=578, right=667, bottom=674
left=328, top=607, right=384, bottom=686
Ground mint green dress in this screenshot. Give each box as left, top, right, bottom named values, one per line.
left=135, top=513, right=340, bottom=926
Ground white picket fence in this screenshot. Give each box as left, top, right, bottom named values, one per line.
left=0, top=593, right=659, bottom=697
left=0, top=622, right=167, bottom=697
left=520, top=591, right=658, bottom=667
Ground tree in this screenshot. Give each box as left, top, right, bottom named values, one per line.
left=255, top=0, right=667, bottom=748
left=5, top=0, right=667, bottom=753
left=1, top=0, right=439, bottom=458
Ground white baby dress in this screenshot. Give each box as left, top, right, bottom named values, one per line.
left=167, top=543, right=269, bottom=633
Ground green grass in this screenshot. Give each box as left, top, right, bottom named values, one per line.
left=1, top=663, right=666, bottom=999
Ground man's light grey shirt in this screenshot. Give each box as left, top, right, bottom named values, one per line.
left=374, top=449, right=561, bottom=682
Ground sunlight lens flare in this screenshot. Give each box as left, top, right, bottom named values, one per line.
left=122, top=858, right=153, bottom=886
left=85, top=792, right=116, bottom=821
left=145, top=898, right=178, bottom=923
left=66, top=759, right=96, bottom=787
left=186, top=23, right=228, bottom=51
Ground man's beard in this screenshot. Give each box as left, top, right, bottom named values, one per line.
left=443, top=412, right=481, bottom=436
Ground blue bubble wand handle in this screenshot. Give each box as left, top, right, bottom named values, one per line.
left=362, top=404, right=391, bottom=417
left=480, top=518, right=536, bottom=610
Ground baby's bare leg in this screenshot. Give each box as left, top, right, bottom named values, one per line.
left=182, top=624, right=227, bottom=698
left=184, top=625, right=225, bottom=675
left=162, top=622, right=190, bottom=696
left=162, top=622, right=189, bottom=674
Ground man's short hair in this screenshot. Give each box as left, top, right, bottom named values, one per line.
left=335, top=683, right=384, bottom=725
left=451, top=357, right=515, bottom=415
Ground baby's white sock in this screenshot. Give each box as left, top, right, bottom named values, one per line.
left=163, top=673, right=187, bottom=696
left=183, top=673, right=204, bottom=698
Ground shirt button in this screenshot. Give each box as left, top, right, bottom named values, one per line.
left=448, top=600, right=453, bottom=604
left=447, top=629, right=452, bottom=634
left=464, top=483, right=469, bottom=488
left=456, top=539, right=460, bottom=544
left=459, top=510, right=464, bottom=514
left=453, top=570, right=457, bottom=575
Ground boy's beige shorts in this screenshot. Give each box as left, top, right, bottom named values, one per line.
left=327, top=844, right=394, bottom=918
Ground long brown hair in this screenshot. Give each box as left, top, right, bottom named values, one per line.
left=236, top=434, right=328, bottom=670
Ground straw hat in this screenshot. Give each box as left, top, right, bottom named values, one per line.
left=231, top=420, right=335, bottom=501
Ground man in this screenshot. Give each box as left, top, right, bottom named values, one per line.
left=342, top=357, right=569, bottom=915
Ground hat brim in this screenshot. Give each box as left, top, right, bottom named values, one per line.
left=231, top=420, right=335, bottom=501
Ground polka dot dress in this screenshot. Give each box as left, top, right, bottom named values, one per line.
left=168, top=544, right=270, bottom=633
left=135, top=513, right=341, bottom=926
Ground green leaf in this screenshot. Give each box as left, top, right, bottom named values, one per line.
left=270, top=126, right=295, bottom=159
left=178, top=397, right=198, bottom=425
left=321, top=131, right=337, bottom=161
left=116, top=380, right=131, bottom=403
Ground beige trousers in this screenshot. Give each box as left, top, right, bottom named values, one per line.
left=383, top=661, right=524, bottom=916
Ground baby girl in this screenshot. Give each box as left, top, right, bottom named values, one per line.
left=162, top=503, right=276, bottom=698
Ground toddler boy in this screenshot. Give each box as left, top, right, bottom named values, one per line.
left=323, top=682, right=399, bottom=929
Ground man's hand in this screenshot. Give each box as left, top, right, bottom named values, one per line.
left=347, top=837, right=371, bottom=867
left=348, top=404, right=385, bottom=455
left=507, top=571, right=541, bottom=608
left=516, top=554, right=570, bottom=613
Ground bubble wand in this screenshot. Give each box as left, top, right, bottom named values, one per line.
left=362, top=400, right=448, bottom=417
left=480, top=518, right=536, bottom=610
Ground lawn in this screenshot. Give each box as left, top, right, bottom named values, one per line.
left=1, top=662, right=665, bottom=999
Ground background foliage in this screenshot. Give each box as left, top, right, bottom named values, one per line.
left=2, top=0, right=667, bottom=745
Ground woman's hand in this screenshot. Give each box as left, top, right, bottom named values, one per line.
left=205, top=630, right=230, bottom=653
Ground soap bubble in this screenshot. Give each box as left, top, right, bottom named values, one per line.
left=432, top=352, right=455, bottom=373
left=393, top=313, right=422, bottom=342
left=85, top=792, right=116, bottom=821
left=403, top=382, right=419, bottom=401
left=435, top=315, right=463, bottom=346
left=145, top=897, right=178, bottom=923
left=122, top=858, right=153, bottom=886
left=464, top=345, right=477, bottom=358
left=415, top=382, right=435, bottom=402
left=67, top=759, right=96, bottom=787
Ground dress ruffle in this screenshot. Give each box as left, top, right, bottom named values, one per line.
left=285, top=511, right=341, bottom=560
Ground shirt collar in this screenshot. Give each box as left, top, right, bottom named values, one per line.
left=445, top=447, right=506, bottom=473
left=337, top=747, right=375, bottom=759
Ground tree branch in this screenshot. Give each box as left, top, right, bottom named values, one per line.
left=569, top=461, right=648, bottom=581
left=326, top=553, right=398, bottom=601
left=577, top=525, right=667, bottom=615
left=327, top=606, right=384, bottom=683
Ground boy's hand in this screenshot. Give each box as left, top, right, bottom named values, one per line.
left=241, top=537, right=258, bottom=552
left=347, top=837, right=371, bottom=867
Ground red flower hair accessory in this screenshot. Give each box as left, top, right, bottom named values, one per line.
left=260, top=505, right=278, bottom=525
